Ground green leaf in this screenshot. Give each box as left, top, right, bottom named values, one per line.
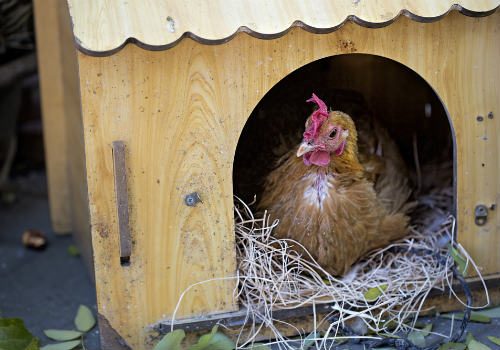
left=470, top=313, right=491, bottom=323
left=0, top=317, right=39, bottom=350
left=467, top=339, right=492, bottom=350
left=408, top=330, right=426, bottom=347
left=186, top=325, right=235, bottom=350
left=487, top=337, right=500, bottom=346
left=364, top=284, right=388, bottom=301
left=448, top=244, right=468, bottom=277
left=440, top=313, right=490, bottom=323
left=40, top=340, right=81, bottom=350
left=67, top=245, right=80, bottom=257
left=204, top=332, right=235, bottom=350
left=466, top=332, right=474, bottom=346
left=43, top=330, right=82, bottom=341
left=74, top=305, right=95, bottom=332
left=488, top=335, right=500, bottom=345
left=154, top=329, right=185, bottom=350
left=473, top=307, right=500, bottom=318
left=302, top=332, right=317, bottom=349
left=437, top=343, right=466, bottom=350
left=420, top=323, right=433, bottom=337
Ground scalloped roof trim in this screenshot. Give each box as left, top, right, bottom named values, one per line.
left=72, top=4, right=499, bottom=57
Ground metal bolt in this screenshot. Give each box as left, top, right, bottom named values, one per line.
left=488, top=112, right=494, bottom=119
left=185, top=192, right=202, bottom=207
left=476, top=116, right=484, bottom=122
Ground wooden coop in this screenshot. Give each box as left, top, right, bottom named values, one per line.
left=61, top=1, right=500, bottom=348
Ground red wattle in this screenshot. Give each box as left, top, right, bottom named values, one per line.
left=309, top=150, right=331, bottom=166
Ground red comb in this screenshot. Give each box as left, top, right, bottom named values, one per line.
left=303, top=93, right=329, bottom=142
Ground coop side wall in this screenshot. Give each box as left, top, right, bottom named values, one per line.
left=76, top=10, right=499, bottom=348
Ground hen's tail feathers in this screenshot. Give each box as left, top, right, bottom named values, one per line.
left=372, top=120, right=417, bottom=215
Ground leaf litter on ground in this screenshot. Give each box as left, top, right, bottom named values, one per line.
left=43, top=330, right=82, bottom=341
left=487, top=336, right=500, bottom=346
left=465, top=332, right=493, bottom=350
left=74, top=305, right=95, bottom=332
left=0, top=315, right=39, bottom=350
left=40, top=340, right=81, bottom=350
left=42, top=304, right=96, bottom=350
left=364, top=284, right=388, bottom=301
left=154, top=325, right=235, bottom=350
left=440, top=313, right=491, bottom=323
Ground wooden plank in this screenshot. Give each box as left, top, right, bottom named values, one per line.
left=34, top=0, right=93, bottom=274
left=171, top=288, right=500, bottom=346
left=57, top=0, right=93, bottom=276
left=65, top=0, right=500, bottom=55
left=77, top=11, right=499, bottom=348
left=33, top=0, right=72, bottom=234
left=160, top=275, right=500, bottom=333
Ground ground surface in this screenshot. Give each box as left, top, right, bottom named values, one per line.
left=0, top=173, right=498, bottom=350
left=0, top=173, right=100, bottom=349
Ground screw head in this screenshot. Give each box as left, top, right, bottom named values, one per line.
left=185, top=192, right=201, bottom=207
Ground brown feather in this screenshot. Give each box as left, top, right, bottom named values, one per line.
left=258, top=110, right=411, bottom=276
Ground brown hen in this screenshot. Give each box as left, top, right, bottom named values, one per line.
left=258, top=94, right=413, bottom=276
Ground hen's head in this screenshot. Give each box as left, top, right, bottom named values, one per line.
left=297, top=94, right=358, bottom=167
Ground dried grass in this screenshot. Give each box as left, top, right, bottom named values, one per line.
left=229, top=192, right=487, bottom=349
left=169, top=161, right=488, bottom=349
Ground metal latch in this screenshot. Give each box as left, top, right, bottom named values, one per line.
left=474, top=205, right=488, bottom=226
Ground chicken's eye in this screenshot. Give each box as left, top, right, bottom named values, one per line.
left=330, top=128, right=338, bottom=138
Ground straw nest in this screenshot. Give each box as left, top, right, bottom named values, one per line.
left=171, top=160, right=488, bottom=349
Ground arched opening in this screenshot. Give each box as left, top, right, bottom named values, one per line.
left=233, top=54, right=454, bottom=223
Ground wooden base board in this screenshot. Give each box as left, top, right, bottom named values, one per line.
left=151, top=275, right=500, bottom=347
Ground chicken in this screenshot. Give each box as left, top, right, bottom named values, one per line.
left=258, top=93, right=412, bottom=276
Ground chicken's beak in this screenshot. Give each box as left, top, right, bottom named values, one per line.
left=297, top=141, right=316, bottom=157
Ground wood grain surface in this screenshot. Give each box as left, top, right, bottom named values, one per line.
left=77, top=10, right=499, bottom=348
left=66, top=0, right=499, bottom=54
left=33, top=0, right=73, bottom=233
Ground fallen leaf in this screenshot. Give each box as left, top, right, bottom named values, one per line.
left=22, top=230, right=47, bottom=250
left=43, top=330, right=82, bottom=341
left=437, top=342, right=466, bottom=350
left=408, top=330, right=426, bottom=347
left=154, top=329, right=185, bottom=350
left=440, top=313, right=490, bottom=323
left=186, top=325, right=235, bottom=350
left=67, top=245, right=80, bottom=257
left=40, top=340, right=81, bottom=350
left=487, top=336, right=500, bottom=346
left=448, top=244, right=468, bottom=277
left=203, top=332, right=235, bottom=350
left=74, top=305, right=95, bottom=332
left=466, top=332, right=474, bottom=346
left=301, top=332, right=317, bottom=349
left=0, top=317, right=39, bottom=350
left=364, top=284, right=388, bottom=301
left=473, top=307, right=500, bottom=318
left=467, top=339, right=492, bottom=350
left=420, top=323, right=433, bottom=337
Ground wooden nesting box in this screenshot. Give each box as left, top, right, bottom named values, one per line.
left=66, top=1, right=500, bottom=348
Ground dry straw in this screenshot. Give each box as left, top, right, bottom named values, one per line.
left=170, top=179, right=488, bottom=350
